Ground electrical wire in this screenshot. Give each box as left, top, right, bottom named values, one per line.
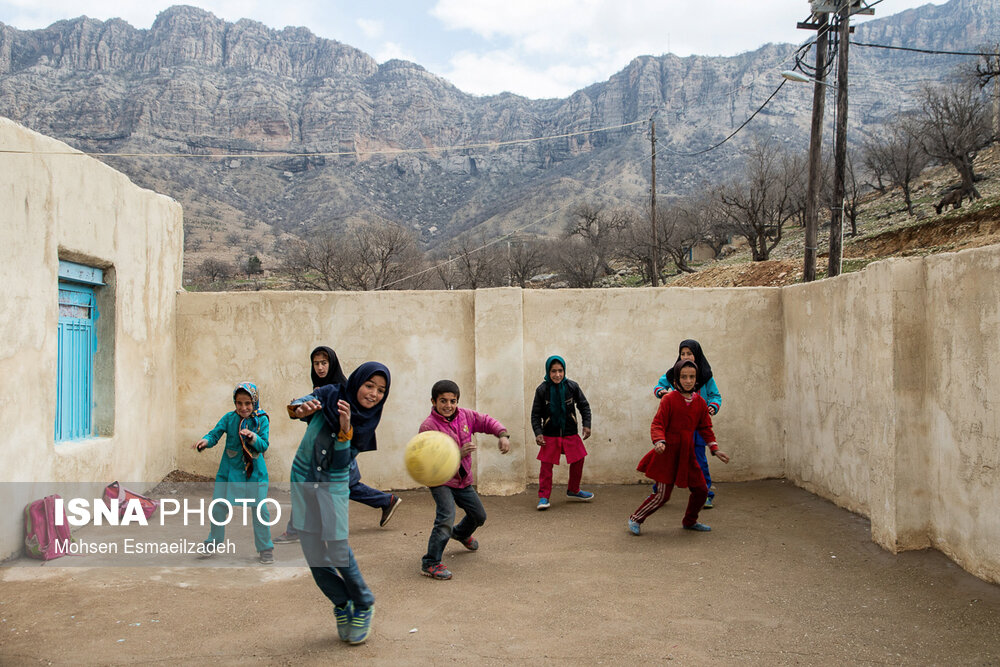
left=850, top=42, right=998, bottom=57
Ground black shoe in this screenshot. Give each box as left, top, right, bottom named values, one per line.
left=380, top=495, right=402, bottom=527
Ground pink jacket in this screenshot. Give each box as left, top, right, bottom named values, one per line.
left=419, top=407, right=507, bottom=488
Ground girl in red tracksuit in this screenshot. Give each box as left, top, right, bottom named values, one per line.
left=628, top=359, right=730, bottom=535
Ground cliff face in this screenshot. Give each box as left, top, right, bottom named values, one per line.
left=1, top=0, right=997, bottom=251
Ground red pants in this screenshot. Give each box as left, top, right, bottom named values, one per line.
left=629, top=481, right=708, bottom=528
left=538, top=459, right=584, bottom=499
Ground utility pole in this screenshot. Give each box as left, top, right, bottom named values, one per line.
left=650, top=118, right=659, bottom=287
left=802, top=13, right=829, bottom=283
left=827, top=4, right=851, bottom=279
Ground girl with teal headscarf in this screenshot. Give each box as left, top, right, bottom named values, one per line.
left=530, top=355, right=594, bottom=510
left=193, top=382, right=274, bottom=563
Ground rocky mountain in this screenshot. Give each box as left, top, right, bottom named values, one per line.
left=1, top=0, right=998, bottom=273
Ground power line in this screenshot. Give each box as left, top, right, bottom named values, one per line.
left=850, top=41, right=997, bottom=57
left=0, top=119, right=645, bottom=158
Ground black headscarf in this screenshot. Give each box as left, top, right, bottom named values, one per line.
left=310, top=345, right=347, bottom=388
left=665, top=339, right=713, bottom=392
left=314, top=361, right=390, bottom=453
left=544, top=355, right=567, bottom=433
left=666, top=359, right=700, bottom=393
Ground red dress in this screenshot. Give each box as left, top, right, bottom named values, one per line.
left=636, top=390, right=716, bottom=488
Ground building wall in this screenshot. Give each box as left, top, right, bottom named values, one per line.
left=0, top=118, right=183, bottom=555
left=3, top=117, right=998, bottom=584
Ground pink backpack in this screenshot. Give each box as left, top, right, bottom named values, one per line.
left=24, top=494, right=75, bottom=560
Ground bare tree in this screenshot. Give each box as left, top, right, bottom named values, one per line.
left=505, top=237, right=548, bottom=288
left=552, top=237, right=608, bottom=288
left=914, top=82, right=992, bottom=199
left=862, top=117, right=929, bottom=216
left=441, top=232, right=506, bottom=289
left=282, top=220, right=427, bottom=290
left=713, top=140, right=798, bottom=261
left=199, top=258, right=234, bottom=282
left=560, top=203, right=627, bottom=284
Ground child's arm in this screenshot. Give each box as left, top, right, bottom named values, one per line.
left=650, top=397, right=671, bottom=450
left=468, top=409, right=511, bottom=454
left=696, top=405, right=729, bottom=463
left=530, top=384, right=545, bottom=445
left=653, top=372, right=672, bottom=399
left=193, top=415, right=229, bottom=451
left=323, top=399, right=354, bottom=471
left=239, top=415, right=269, bottom=453
left=703, top=377, right=722, bottom=415
left=574, top=382, right=593, bottom=440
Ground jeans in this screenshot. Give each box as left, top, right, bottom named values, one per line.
left=283, top=459, right=390, bottom=539
left=299, top=533, right=374, bottom=609
left=422, top=485, right=486, bottom=568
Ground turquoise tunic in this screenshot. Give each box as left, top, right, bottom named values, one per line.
left=202, top=411, right=273, bottom=552
left=290, top=412, right=352, bottom=567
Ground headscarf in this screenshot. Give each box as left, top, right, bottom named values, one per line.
left=544, top=355, right=567, bottom=434
left=315, top=361, right=391, bottom=453
left=665, top=339, right=713, bottom=392
left=666, top=359, right=699, bottom=393
left=234, top=382, right=267, bottom=479
left=310, top=345, right=347, bottom=388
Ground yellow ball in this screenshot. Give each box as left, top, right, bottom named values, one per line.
left=404, top=431, right=461, bottom=487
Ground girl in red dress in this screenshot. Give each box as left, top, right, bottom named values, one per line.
left=628, top=359, right=730, bottom=535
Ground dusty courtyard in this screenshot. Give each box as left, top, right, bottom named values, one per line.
left=2, top=480, right=999, bottom=665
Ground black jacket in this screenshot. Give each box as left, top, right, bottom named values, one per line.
left=530, top=379, right=592, bottom=437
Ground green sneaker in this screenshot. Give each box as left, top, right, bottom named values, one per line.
left=333, top=601, right=354, bottom=642
left=703, top=496, right=714, bottom=509
left=348, top=605, right=374, bottom=645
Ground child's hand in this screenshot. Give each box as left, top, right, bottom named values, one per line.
left=654, top=440, right=666, bottom=454
left=535, top=434, right=545, bottom=447
left=655, top=388, right=666, bottom=399
left=239, top=428, right=256, bottom=442
left=713, top=450, right=730, bottom=464
left=498, top=436, right=510, bottom=454
left=461, top=442, right=477, bottom=456
left=582, top=427, right=591, bottom=440
left=294, top=399, right=322, bottom=419
left=193, top=439, right=208, bottom=452
left=708, top=405, right=718, bottom=416
left=336, top=399, right=351, bottom=434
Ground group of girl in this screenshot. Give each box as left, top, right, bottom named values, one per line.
left=191, top=338, right=728, bottom=647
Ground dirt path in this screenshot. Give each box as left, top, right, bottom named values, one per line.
left=3, top=481, right=999, bottom=665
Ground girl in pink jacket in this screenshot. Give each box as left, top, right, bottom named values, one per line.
left=417, top=379, right=511, bottom=580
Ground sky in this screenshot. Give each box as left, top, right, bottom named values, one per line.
left=0, top=0, right=946, bottom=99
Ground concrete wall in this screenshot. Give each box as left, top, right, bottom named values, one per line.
left=175, top=285, right=786, bottom=494
left=0, top=118, right=183, bottom=556
left=3, top=116, right=998, bottom=584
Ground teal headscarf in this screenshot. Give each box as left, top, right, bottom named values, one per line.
left=234, top=382, right=267, bottom=479
left=544, top=355, right=567, bottom=434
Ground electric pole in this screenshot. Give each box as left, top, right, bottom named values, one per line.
left=827, top=4, right=851, bottom=278
left=802, top=14, right=829, bottom=283
left=650, top=118, right=659, bottom=287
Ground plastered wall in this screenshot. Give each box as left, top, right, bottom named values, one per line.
left=0, top=118, right=183, bottom=555
left=3, top=117, right=998, bottom=584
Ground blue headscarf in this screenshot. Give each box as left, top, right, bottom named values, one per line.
left=314, top=361, right=390, bottom=453
left=234, top=382, right=267, bottom=478
left=544, top=355, right=567, bottom=434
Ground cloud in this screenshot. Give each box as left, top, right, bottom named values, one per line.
left=376, top=41, right=418, bottom=65
left=443, top=49, right=606, bottom=98
left=356, top=17, right=383, bottom=39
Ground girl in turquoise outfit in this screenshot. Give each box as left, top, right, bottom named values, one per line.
left=287, top=362, right=390, bottom=647
left=193, top=382, right=274, bottom=564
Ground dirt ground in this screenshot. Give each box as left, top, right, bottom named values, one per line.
left=2, top=480, right=999, bottom=665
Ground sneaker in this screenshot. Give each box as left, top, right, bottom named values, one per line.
left=683, top=522, right=712, bottom=532
left=537, top=498, right=550, bottom=511
left=348, top=605, right=374, bottom=645
left=196, top=541, right=216, bottom=559
left=627, top=519, right=641, bottom=536
left=703, top=496, right=714, bottom=509
left=258, top=548, right=274, bottom=564
left=420, top=563, right=453, bottom=580
left=273, top=531, right=299, bottom=544
left=566, top=490, right=594, bottom=501
left=379, top=495, right=402, bottom=527
left=333, top=601, right=354, bottom=642
left=453, top=534, right=478, bottom=551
